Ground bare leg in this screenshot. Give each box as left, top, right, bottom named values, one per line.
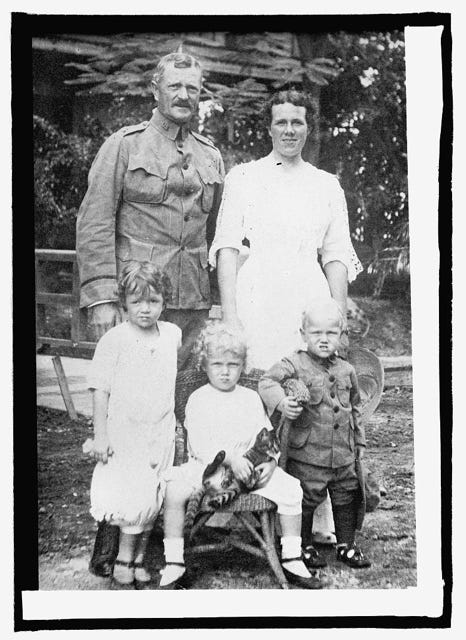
left=134, top=529, right=152, bottom=582
left=312, top=494, right=336, bottom=545
left=160, top=480, right=192, bottom=587
left=114, top=531, right=138, bottom=584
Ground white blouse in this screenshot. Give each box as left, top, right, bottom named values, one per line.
left=209, top=153, right=362, bottom=282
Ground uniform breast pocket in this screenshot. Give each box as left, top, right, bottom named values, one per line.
left=337, top=378, right=351, bottom=407
left=197, top=163, right=222, bottom=213
left=307, top=380, right=324, bottom=405
left=289, top=426, right=310, bottom=449
left=123, top=156, right=168, bottom=204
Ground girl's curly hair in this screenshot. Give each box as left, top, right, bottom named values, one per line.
left=193, top=320, right=248, bottom=371
left=118, top=261, right=173, bottom=310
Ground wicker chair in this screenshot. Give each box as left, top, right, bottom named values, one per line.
left=174, top=368, right=291, bottom=589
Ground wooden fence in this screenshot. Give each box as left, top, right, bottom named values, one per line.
left=35, top=248, right=96, bottom=351
left=35, top=249, right=223, bottom=353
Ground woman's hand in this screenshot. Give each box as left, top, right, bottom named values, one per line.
left=223, top=313, right=244, bottom=333
left=230, top=454, right=254, bottom=483
left=277, top=396, right=303, bottom=420
left=338, top=329, right=349, bottom=359
left=92, top=435, right=114, bottom=464
left=254, top=459, right=278, bottom=489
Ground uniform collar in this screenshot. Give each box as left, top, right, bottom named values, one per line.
left=149, top=108, right=190, bottom=141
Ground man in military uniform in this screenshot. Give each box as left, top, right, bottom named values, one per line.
left=76, top=52, right=224, bottom=369
left=78, top=52, right=224, bottom=579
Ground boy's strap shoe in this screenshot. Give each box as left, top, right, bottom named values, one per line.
left=302, top=545, right=327, bottom=569
left=336, top=543, right=371, bottom=568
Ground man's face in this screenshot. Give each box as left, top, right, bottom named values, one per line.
left=269, top=102, right=308, bottom=160
left=152, top=63, right=202, bottom=125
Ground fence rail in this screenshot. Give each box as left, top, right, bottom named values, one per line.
left=35, top=249, right=96, bottom=351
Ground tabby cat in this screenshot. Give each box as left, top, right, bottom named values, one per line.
left=184, top=427, right=280, bottom=534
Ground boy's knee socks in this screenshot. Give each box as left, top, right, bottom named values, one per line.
left=332, top=500, right=358, bottom=546
left=301, top=508, right=314, bottom=547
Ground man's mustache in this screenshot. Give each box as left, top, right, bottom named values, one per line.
left=173, top=101, right=192, bottom=108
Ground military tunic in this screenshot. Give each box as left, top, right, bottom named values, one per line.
left=76, top=108, right=224, bottom=310
left=258, top=350, right=366, bottom=469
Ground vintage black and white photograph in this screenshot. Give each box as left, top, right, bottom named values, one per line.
left=15, top=6, right=450, bottom=627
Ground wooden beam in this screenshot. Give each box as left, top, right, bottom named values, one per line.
left=52, top=355, right=79, bottom=420
left=32, top=37, right=104, bottom=57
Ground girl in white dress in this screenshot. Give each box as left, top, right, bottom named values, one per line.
left=209, top=90, right=363, bottom=546
left=160, top=322, right=322, bottom=590
left=85, top=261, right=181, bottom=586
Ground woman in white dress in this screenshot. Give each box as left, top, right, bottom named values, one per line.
left=208, top=89, right=363, bottom=547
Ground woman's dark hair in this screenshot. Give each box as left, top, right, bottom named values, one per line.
left=262, top=88, right=316, bottom=130
left=118, top=261, right=173, bottom=310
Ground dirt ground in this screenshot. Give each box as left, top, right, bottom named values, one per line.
left=37, top=384, right=415, bottom=590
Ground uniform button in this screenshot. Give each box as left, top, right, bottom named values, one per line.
left=330, top=391, right=335, bottom=398
left=184, top=215, right=190, bottom=221
left=183, top=163, right=189, bottom=170
left=329, top=375, right=335, bottom=382
left=333, top=406, right=339, bottom=413
left=334, top=424, right=339, bottom=430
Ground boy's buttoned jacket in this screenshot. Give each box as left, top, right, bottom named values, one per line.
left=258, top=350, right=366, bottom=469
left=76, top=108, right=224, bottom=310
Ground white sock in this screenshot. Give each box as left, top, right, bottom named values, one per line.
left=281, top=535, right=302, bottom=560
left=163, top=537, right=184, bottom=563
left=281, top=535, right=310, bottom=578
left=160, top=537, right=185, bottom=587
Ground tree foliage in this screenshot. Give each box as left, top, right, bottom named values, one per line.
left=36, top=31, right=408, bottom=295
left=318, top=31, right=408, bottom=294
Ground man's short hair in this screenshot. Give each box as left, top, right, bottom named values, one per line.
left=263, top=88, right=316, bottom=130
left=152, top=52, right=202, bottom=85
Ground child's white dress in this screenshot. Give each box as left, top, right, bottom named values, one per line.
left=88, top=320, right=181, bottom=528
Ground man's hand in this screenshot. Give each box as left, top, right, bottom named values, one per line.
left=355, top=445, right=365, bottom=460
left=277, top=396, right=303, bottom=420
left=229, top=454, right=254, bottom=483
left=254, top=459, right=277, bottom=489
left=89, top=303, right=121, bottom=341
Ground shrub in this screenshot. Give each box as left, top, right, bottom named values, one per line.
left=34, top=115, right=109, bottom=249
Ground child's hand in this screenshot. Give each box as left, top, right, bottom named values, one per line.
left=355, top=445, right=365, bottom=460
left=277, top=396, right=303, bottom=420
left=230, top=454, right=254, bottom=483
left=254, top=459, right=278, bottom=489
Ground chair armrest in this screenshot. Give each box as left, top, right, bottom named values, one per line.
left=278, top=417, right=290, bottom=470
left=174, top=420, right=188, bottom=466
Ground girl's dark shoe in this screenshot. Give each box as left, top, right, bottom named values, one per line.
left=302, top=545, right=327, bottom=569
left=336, top=543, right=371, bottom=568
left=158, top=562, right=190, bottom=590
left=281, top=557, right=323, bottom=589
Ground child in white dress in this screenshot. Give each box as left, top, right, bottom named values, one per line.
left=85, top=261, right=181, bottom=587
left=159, top=322, right=322, bottom=589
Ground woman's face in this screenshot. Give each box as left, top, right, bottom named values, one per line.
left=268, top=102, right=308, bottom=160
